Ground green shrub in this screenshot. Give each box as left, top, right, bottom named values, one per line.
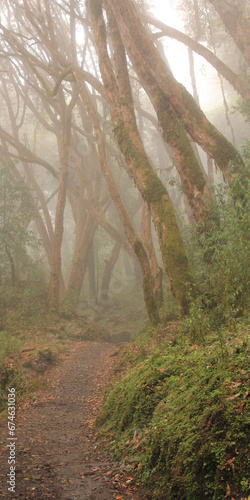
left=0, top=281, right=48, bottom=331
left=186, top=163, right=250, bottom=340
left=97, top=329, right=250, bottom=499
left=0, top=331, right=21, bottom=411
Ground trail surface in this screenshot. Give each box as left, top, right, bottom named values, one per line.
left=0, top=341, right=150, bottom=499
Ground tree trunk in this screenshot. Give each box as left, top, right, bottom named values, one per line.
left=48, top=89, right=76, bottom=309
left=105, top=1, right=210, bottom=225
left=87, top=241, right=97, bottom=298
left=5, top=245, right=16, bottom=286
left=144, top=15, right=250, bottom=101
left=188, top=48, right=200, bottom=106
left=73, top=65, right=160, bottom=323
left=141, top=200, right=163, bottom=306
left=208, top=0, right=250, bottom=66
left=101, top=242, right=120, bottom=294
left=67, top=213, right=98, bottom=299
left=88, top=0, right=194, bottom=315
left=107, top=0, right=245, bottom=181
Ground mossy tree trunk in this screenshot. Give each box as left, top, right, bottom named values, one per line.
left=141, top=200, right=163, bottom=307
left=107, top=0, right=245, bottom=182
left=109, top=2, right=210, bottom=224
left=88, top=0, right=194, bottom=315
left=73, top=66, right=160, bottom=323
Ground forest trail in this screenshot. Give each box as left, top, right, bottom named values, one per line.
left=0, top=340, right=149, bottom=499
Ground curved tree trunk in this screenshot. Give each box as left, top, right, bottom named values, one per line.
left=208, top=0, right=250, bottom=66
left=101, top=242, right=120, bottom=294
left=144, top=15, right=250, bottom=101
left=88, top=0, right=194, bottom=315
left=72, top=66, right=160, bottom=323
left=107, top=0, right=245, bottom=182
left=106, top=1, right=209, bottom=225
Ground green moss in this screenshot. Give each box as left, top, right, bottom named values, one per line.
left=142, top=274, right=159, bottom=325
left=114, top=120, right=142, bottom=168
left=132, top=239, right=159, bottom=324
left=156, top=90, right=207, bottom=196
left=114, top=119, right=194, bottom=314
left=27, top=377, right=48, bottom=393
left=144, top=173, right=167, bottom=205
left=97, top=327, right=250, bottom=499
left=131, top=239, right=144, bottom=260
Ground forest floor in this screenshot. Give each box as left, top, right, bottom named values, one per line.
left=0, top=339, right=151, bottom=500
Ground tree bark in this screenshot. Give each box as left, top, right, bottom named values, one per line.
left=49, top=89, right=77, bottom=309
left=101, top=242, right=120, bottom=294
left=67, top=213, right=98, bottom=299
left=141, top=200, right=163, bottom=307
left=72, top=65, right=160, bottom=323
left=88, top=0, right=194, bottom=315
left=107, top=0, right=245, bottom=181
left=87, top=241, right=97, bottom=298
left=208, top=0, right=250, bottom=66
left=5, top=245, right=16, bottom=286
left=106, top=0, right=211, bottom=223
left=145, top=15, right=250, bottom=101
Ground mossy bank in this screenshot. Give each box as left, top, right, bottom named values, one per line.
left=97, top=324, right=250, bottom=499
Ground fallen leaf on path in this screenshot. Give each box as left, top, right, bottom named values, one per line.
left=226, top=393, right=240, bottom=401
left=231, top=381, right=242, bottom=388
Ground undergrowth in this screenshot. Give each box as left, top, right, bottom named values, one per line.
left=97, top=164, right=250, bottom=499
left=97, top=324, right=250, bottom=499
left=0, top=331, right=22, bottom=411
left=0, top=282, right=96, bottom=415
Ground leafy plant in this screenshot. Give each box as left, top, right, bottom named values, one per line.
left=97, top=325, right=250, bottom=499
left=0, top=331, right=22, bottom=411
left=0, top=158, right=39, bottom=285
left=185, top=161, right=250, bottom=340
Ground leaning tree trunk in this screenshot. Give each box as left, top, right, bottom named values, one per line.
left=67, top=213, right=98, bottom=299
left=49, top=89, right=76, bottom=309
left=141, top=200, right=163, bottom=307
left=107, top=0, right=245, bottom=182
left=87, top=242, right=97, bottom=298
left=88, top=0, right=194, bottom=315
left=144, top=15, right=250, bottom=101
left=72, top=66, right=160, bottom=323
left=208, top=0, right=250, bottom=67
left=5, top=245, right=16, bottom=286
left=101, top=242, right=120, bottom=295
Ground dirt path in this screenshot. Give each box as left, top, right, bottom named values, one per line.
left=0, top=341, right=150, bottom=500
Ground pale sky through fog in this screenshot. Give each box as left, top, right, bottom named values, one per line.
left=149, top=0, right=223, bottom=111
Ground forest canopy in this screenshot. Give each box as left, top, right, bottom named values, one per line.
left=0, top=0, right=249, bottom=327
left=0, top=3, right=249, bottom=498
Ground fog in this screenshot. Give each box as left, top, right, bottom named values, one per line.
left=0, top=0, right=249, bottom=325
